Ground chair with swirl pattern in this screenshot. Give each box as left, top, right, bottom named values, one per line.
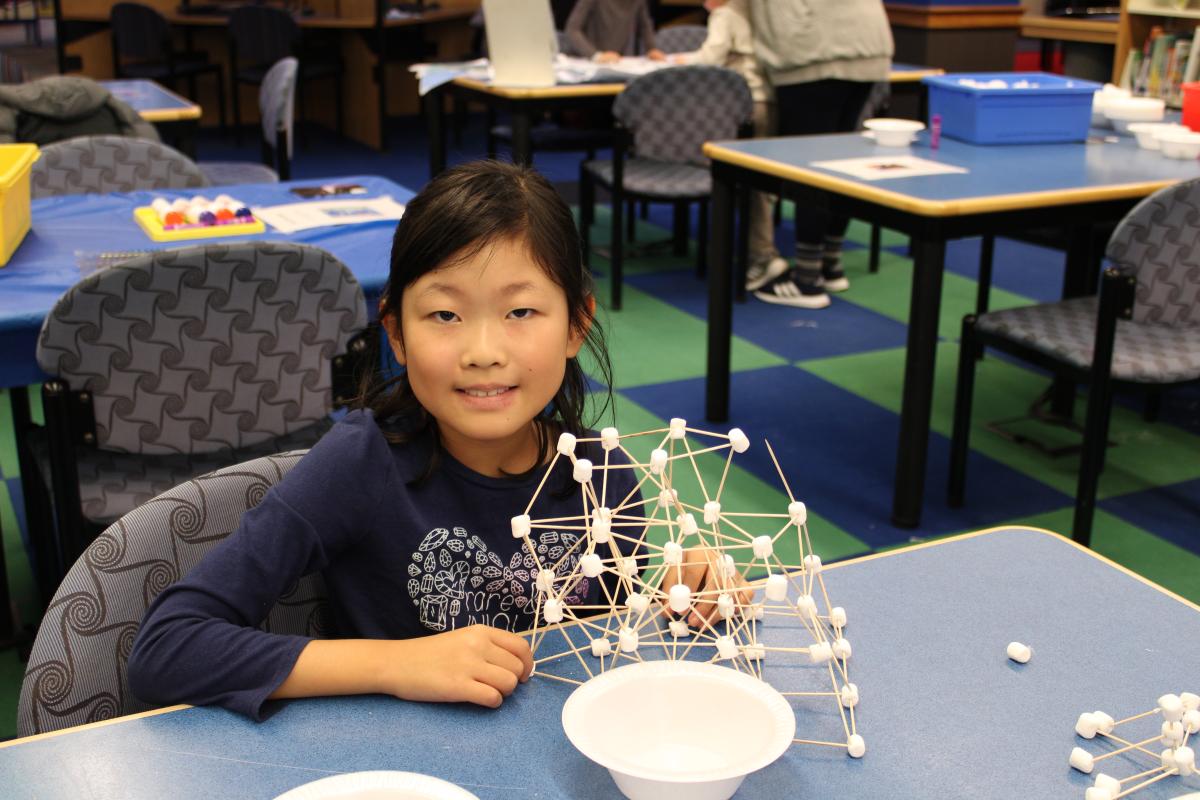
left=16, top=451, right=331, bottom=736
left=31, top=134, right=210, bottom=198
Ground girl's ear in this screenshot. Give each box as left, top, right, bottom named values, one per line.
left=567, top=294, right=596, bottom=359
left=379, top=304, right=406, bottom=366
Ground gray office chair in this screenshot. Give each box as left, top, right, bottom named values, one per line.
left=202, top=58, right=297, bottom=185
left=20, top=242, right=370, bottom=596
left=16, top=451, right=330, bottom=737
left=580, top=65, right=753, bottom=309
left=31, top=135, right=210, bottom=198
left=949, top=178, right=1200, bottom=546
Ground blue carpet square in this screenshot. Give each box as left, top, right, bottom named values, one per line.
left=1099, top=478, right=1200, bottom=557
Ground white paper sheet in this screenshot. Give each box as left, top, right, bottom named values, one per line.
left=409, top=55, right=672, bottom=94
left=809, top=155, right=968, bottom=181
left=252, top=196, right=407, bottom=234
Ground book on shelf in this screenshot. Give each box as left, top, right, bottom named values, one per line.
left=1125, top=24, right=1200, bottom=107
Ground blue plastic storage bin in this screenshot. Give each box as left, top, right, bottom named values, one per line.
left=921, top=72, right=1101, bottom=144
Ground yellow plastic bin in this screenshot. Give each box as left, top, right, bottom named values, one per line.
left=0, top=143, right=39, bottom=267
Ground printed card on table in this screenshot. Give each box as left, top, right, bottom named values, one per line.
left=809, top=156, right=968, bottom=181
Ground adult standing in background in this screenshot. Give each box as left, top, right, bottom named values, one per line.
left=565, top=0, right=665, bottom=63
left=749, top=0, right=894, bottom=309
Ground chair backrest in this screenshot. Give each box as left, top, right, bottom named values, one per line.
left=259, top=57, right=297, bottom=159
left=654, top=24, right=707, bottom=55
left=612, top=65, right=753, bottom=165
left=110, top=2, right=171, bottom=61
left=36, top=242, right=369, bottom=455
left=1106, top=177, right=1200, bottom=328
left=229, top=5, right=299, bottom=66
left=17, top=450, right=330, bottom=736
left=31, top=135, right=210, bottom=198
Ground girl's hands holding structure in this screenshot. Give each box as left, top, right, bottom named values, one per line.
left=658, top=547, right=752, bottom=629
left=384, top=625, right=534, bottom=708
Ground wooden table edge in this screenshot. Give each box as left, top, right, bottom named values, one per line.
left=451, top=77, right=626, bottom=99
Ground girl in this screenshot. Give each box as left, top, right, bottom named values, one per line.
left=128, top=161, right=734, bottom=720
left=565, top=0, right=665, bottom=63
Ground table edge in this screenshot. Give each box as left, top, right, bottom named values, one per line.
left=451, top=77, right=626, bottom=99
left=703, top=141, right=1176, bottom=217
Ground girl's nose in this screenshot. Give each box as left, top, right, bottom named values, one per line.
left=461, top=320, right=507, bottom=368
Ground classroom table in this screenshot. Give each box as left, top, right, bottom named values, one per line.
left=99, top=79, right=202, bottom=157
left=2, top=527, right=1198, bottom=799
left=702, top=132, right=1200, bottom=531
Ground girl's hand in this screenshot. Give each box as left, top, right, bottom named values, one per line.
left=594, top=50, right=621, bottom=64
left=647, top=48, right=666, bottom=62
left=658, top=547, right=752, bottom=629
left=382, top=625, right=533, bottom=708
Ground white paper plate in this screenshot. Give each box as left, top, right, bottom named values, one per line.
left=273, top=771, right=481, bottom=800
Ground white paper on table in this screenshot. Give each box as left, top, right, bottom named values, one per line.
left=409, top=55, right=674, bottom=94
left=252, top=196, right=407, bottom=234
left=808, top=155, right=968, bottom=181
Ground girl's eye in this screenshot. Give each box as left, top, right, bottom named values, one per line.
left=432, top=311, right=458, bottom=323
left=508, top=308, right=536, bottom=320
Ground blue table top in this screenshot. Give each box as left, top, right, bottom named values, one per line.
left=3, top=528, right=1198, bottom=799
left=98, top=80, right=196, bottom=114
left=704, top=132, right=1200, bottom=215
left=0, top=175, right=409, bottom=388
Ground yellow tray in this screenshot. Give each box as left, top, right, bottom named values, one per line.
left=133, top=206, right=266, bottom=242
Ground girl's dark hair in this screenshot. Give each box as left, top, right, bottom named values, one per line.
left=360, top=160, right=613, bottom=478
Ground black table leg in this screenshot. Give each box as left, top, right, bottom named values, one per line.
left=1050, top=224, right=1097, bottom=418
left=705, top=166, right=736, bottom=422
left=427, top=87, right=447, bottom=178
left=869, top=224, right=882, bottom=273
left=891, top=235, right=947, bottom=529
left=511, top=110, right=533, bottom=166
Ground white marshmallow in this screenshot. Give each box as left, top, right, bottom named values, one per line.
left=717, top=593, right=735, bottom=620
left=1006, top=642, right=1032, bottom=664
left=830, top=606, right=847, bottom=628
left=1093, top=774, right=1121, bottom=794
left=618, top=627, right=638, bottom=653
left=743, top=643, right=765, bottom=661
left=716, top=635, right=738, bottom=660
left=590, top=637, right=612, bottom=657
left=1162, top=720, right=1185, bottom=746
left=556, top=432, right=576, bottom=456
left=572, top=458, right=593, bottom=483
left=536, top=569, right=556, bottom=594
left=832, top=637, right=852, bottom=661
left=752, top=535, right=774, bottom=559
left=1084, top=788, right=1113, bottom=800
left=669, top=417, right=687, bottom=439
left=668, top=619, right=690, bottom=637
left=1070, top=747, right=1094, bottom=773
left=511, top=514, right=531, bottom=538
left=1183, top=708, right=1200, bottom=734
left=663, top=541, right=684, bottom=566
left=840, top=683, right=859, bottom=708
left=169, top=197, right=189, bottom=213
left=543, top=598, right=564, bottom=624
left=703, top=500, right=722, bottom=525
left=676, top=513, right=698, bottom=537
left=803, top=554, right=822, bottom=574
left=668, top=583, right=691, bottom=614
left=749, top=602, right=765, bottom=621
left=788, top=501, right=807, bottom=526
left=1175, top=745, right=1196, bottom=776
left=579, top=553, right=604, bottom=579
left=619, top=557, right=639, bottom=577
left=1075, top=712, right=1100, bottom=739
left=765, top=574, right=787, bottom=602
left=590, top=507, right=612, bottom=544
left=151, top=197, right=172, bottom=215
left=1182, top=692, right=1200, bottom=711
left=649, top=448, right=668, bottom=475
left=1161, top=748, right=1175, bottom=771
left=847, top=735, right=866, bottom=759
left=1159, top=693, right=1185, bottom=722
left=657, top=488, right=678, bottom=508
left=796, top=593, right=817, bottom=617
left=1093, top=711, right=1115, bottom=735
left=626, top=592, right=650, bottom=614
left=719, top=554, right=737, bottom=579
left=600, top=426, right=620, bottom=451
left=809, top=641, right=834, bottom=664
left=728, top=427, right=750, bottom=453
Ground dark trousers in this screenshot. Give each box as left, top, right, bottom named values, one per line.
left=775, top=80, right=874, bottom=249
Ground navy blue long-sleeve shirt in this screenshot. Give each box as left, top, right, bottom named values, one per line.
left=128, top=410, right=642, bottom=719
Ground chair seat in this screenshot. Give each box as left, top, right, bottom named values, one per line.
left=977, top=296, right=1200, bottom=384
left=29, top=421, right=331, bottom=527
left=584, top=159, right=710, bottom=200
left=200, top=161, right=279, bottom=185
left=491, top=123, right=612, bottom=152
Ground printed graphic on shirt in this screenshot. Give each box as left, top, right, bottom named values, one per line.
left=406, top=527, right=589, bottom=633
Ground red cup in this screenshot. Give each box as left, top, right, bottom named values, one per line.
left=1183, top=82, right=1200, bottom=132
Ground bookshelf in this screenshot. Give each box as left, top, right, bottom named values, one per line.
left=1115, top=0, right=1200, bottom=105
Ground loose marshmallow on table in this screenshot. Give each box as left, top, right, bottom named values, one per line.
left=1006, top=642, right=1033, bottom=663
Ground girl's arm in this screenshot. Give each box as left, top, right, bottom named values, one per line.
left=564, top=0, right=599, bottom=58
left=638, top=0, right=662, bottom=59
left=679, top=14, right=733, bottom=66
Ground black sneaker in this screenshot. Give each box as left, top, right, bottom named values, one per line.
left=753, top=275, right=831, bottom=309
left=746, top=256, right=788, bottom=291
left=822, top=260, right=850, bottom=293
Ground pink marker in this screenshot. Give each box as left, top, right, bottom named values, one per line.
left=930, top=113, right=942, bottom=150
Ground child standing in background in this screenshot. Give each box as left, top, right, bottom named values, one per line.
left=566, top=0, right=665, bottom=63
left=674, top=0, right=784, bottom=290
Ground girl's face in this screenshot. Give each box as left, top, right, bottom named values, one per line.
left=389, top=235, right=588, bottom=471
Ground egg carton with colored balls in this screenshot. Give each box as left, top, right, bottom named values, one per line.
left=133, top=194, right=266, bottom=241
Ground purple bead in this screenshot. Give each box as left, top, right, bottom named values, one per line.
left=199, top=211, right=217, bottom=225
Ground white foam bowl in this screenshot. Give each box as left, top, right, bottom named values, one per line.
left=561, top=660, right=796, bottom=800
left=1127, top=122, right=1184, bottom=150
left=1091, top=84, right=1130, bottom=128
left=1155, top=126, right=1200, bottom=159
left=1104, top=96, right=1166, bottom=135
left=863, top=117, right=925, bottom=147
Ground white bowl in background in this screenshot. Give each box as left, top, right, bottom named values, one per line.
left=1155, top=126, right=1200, bottom=159
left=1127, top=122, right=1184, bottom=150
left=862, top=117, right=925, bottom=147
left=1104, top=96, right=1166, bottom=135
left=1092, top=84, right=1130, bottom=128
left=561, top=660, right=796, bottom=800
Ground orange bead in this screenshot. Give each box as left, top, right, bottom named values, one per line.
left=215, top=208, right=235, bottom=222
left=164, top=211, right=186, bottom=226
